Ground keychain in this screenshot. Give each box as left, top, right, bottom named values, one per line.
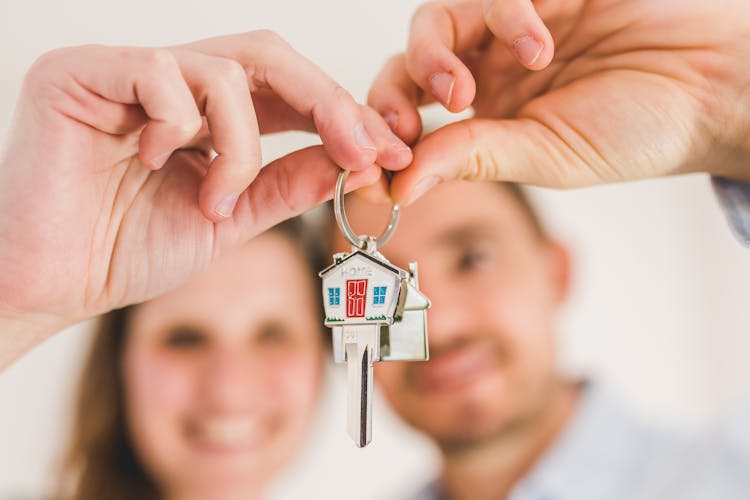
left=319, top=170, right=430, bottom=447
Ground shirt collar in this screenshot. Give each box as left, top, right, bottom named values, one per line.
left=508, top=381, right=651, bottom=500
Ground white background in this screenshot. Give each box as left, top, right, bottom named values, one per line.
left=1, top=1, right=750, bottom=499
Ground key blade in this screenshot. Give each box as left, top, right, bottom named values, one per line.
left=346, top=342, right=373, bottom=447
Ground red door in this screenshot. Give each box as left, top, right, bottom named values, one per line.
left=346, top=279, right=367, bottom=318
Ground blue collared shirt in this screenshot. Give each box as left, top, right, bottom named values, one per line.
left=712, top=177, right=750, bottom=247
left=412, top=178, right=750, bottom=500
left=412, top=383, right=750, bottom=500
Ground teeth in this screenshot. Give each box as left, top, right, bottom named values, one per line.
left=197, top=418, right=263, bottom=447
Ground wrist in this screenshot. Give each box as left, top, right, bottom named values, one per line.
left=0, top=306, right=68, bottom=372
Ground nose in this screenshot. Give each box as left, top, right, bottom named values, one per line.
left=421, top=279, right=478, bottom=354
left=199, top=346, right=265, bottom=412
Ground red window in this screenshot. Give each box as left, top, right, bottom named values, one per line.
left=346, top=279, right=367, bottom=318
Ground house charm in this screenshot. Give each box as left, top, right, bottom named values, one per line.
left=319, top=246, right=430, bottom=447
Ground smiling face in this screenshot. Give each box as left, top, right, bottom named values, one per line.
left=334, top=181, right=570, bottom=448
left=122, top=231, right=323, bottom=500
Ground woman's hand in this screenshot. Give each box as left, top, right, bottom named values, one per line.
left=0, top=31, right=412, bottom=368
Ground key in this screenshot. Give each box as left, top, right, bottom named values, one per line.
left=344, top=325, right=378, bottom=446
left=319, top=170, right=431, bottom=447
left=320, top=247, right=402, bottom=447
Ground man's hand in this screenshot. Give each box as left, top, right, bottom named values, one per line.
left=368, top=0, right=750, bottom=204
left=0, top=31, right=412, bottom=368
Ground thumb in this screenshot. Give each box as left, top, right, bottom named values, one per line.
left=214, top=145, right=383, bottom=252
left=390, top=117, right=600, bottom=205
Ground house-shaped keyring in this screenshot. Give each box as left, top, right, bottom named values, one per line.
left=319, top=249, right=430, bottom=364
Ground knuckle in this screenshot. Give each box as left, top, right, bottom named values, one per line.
left=243, top=30, right=294, bottom=89
left=140, top=49, right=199, bottom=125
left=248, top=29, right=288, bottom=49
left=482, top=0, right=503, bottom=18
left=247, top=61, right=269, bottom=91
left=330, top=83, right=353, bottom=104
left=23, top=46, right=91, bottom=108
left=273, top=161, right=303, bottom=213
left=459, top=121, right=498, bottom=181
left=26, top=46, right=86, bottom=83
left=27, top=48, right=65, bottom=77
left=178, top=113, right=203, bottom=137
left=318, top=83, right=355, bottom=121
left=141, top=48, right=179, bottom=75
left=312, top=83, right=354, bottom=131
left=408, top=35, right=436, bottom=60
left=215, top=58, right=248, bottom=89
left=411, top=2, right=437, bottom=26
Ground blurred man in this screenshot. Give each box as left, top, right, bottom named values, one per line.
left=332, top=180, right=747, bottom=500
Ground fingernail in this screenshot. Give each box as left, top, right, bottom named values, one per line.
left=354, top=123, right=377, bottom=152
left=428, top=72, right=455, bottom=107
left=214, top=192, right=240, bottom=218
left=407, top=176, right=441, bottom=205
left=513, top=35, right=543, bottom=66
left=150, top=151, right=172, bottom=170
left=383, top=111, right=399, bottom=132
left=387, top=129, right=411, bottom=152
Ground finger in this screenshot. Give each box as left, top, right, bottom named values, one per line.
left=361, top=106, right=413, bottom=170
left=184, top=31, right=412, bottom=171
left=217, top=146, right=382, bottom=244
left=405, top=1, right=485, bottom=112
left=172, top=50, right=261, bottom=221
left=368, top=53, right=424, bottom=146
left=389, top=117, right=601, bottom=205
left=353, top=171, right=392, bottom=205
left=180, top=118, right=214, bottom=157
left=251, top=89, right=316, bottom=134
left=29, top=46, right=201, bottom=143
left=481, top=0, right=554, bottom=70
left=48, top=46, right=202, bottom=168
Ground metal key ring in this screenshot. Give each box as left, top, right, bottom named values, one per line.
left=334, top=169, right=400, bottom=252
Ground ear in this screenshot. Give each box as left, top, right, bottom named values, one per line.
left=544, top=240, right=572, bottom=305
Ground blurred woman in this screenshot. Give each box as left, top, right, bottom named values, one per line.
left=57, top=219, right=326, bottom=500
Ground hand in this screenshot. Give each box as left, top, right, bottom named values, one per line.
left=368, top=0, right=750, bottom=204
left=0, top=31, right=412, bottom=367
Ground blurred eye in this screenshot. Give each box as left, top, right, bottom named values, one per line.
left=163, top=325, right=207, bottom=350
left=456, top=248, right=489, bottom=273
left=256, top=321, right=292, bottom=346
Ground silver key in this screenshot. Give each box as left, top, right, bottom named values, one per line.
left=319, top=171, right=430, bottom=447
left=344, top=325, right=377, bottom=446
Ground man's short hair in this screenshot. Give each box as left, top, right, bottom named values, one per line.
left=499, top=183, right=547, bottom=240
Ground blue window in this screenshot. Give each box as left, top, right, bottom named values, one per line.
left=373, top=286, right=387, bottom=305
left=328, top=287, right=340, bottom=306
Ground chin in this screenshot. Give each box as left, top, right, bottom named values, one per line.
left=426, top=402, right=512, bottom=444
left=176, top=469, right=269, bottom=500
left=166, top=448, right=280, bottom=500
left=401, top=378, right=517, bottom=445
